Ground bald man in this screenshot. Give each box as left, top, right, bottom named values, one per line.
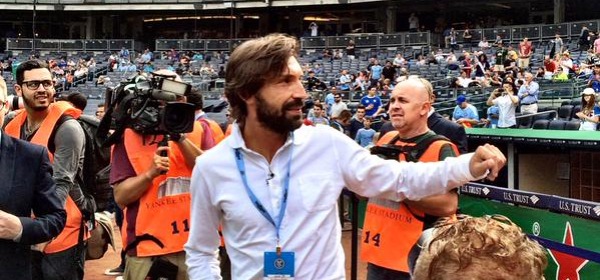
left=378, top=79, right=468, bottom=154
left=361, top=78, right=460, bottom=280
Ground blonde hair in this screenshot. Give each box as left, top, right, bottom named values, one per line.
left=413, top=215, right=547, bottom=280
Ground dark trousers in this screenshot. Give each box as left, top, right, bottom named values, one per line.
left=31, top=244, right=85, bottom=280
left=367, top=263, right=410, bottom=280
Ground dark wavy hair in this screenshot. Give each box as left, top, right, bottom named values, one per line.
left=16, top=59, right=50, bottom=85
left=224, top=34, right=299, bottom=124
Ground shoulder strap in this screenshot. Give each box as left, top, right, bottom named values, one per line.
left=405, top=134, right=451, bottom=162
left=48, top=114, right=75, bottom=154
left=385, top=134, right=450, bottom=162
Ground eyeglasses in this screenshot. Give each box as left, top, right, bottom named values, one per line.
left=22, top=80, right=54, bottom=90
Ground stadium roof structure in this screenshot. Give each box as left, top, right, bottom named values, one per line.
left=0, top=0, right=386, bottom=11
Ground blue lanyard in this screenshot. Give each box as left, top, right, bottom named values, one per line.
left=234, top=140, right=293, bottom=249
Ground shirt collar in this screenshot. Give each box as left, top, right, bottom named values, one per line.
left=195, top=111, right=206, bottom=121
left=227, top=122, right=305, bottom=151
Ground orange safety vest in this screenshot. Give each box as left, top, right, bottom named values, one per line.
left=121, top=122, right=203, bottom=257
left=360, top=131, right=459, bottom=272
left=5, top=101, right=86, bottom=254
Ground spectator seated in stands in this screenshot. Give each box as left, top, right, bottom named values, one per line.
left=559, top=51, right=574, bottom=76
left=535, top=66, right=545, bottom=79
left=446, top=51, right=459, bottom=70
left=478, top=37, right=490, bottom=50
left=575, top=88, right=600, bottom=131
left=191, top=52, right=204, bottom=62
left=411, top=215, right=547, bottom=280
left=338, top=69, right=352, bottom=91
left=393, top=53, right=406, bottom=68
left=353, top=70, right=369, bottom=92
left=503, top=50, right=519, bottom=74
left=587, top=63, right=600, bottom=92
left=143, top=62, right=155, bottom=73
left=452, top=71, right=480, bottom=88
left=305, top=70, right=320, bottom=91
left=452, top=95, right=480, bottom=127
left=416, top=55, right=427, bottom=66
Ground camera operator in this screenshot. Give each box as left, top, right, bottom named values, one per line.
left=487, top=81, right=519, bottom=128
left=109, top=71, right=203, bottom=280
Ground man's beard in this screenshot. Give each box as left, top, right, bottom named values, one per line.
left=256, top=94, right=303, bottom=135
left=23, top=93, right=50, bottom=112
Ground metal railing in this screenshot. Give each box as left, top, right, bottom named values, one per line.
left=152, top=19, right=600, bottom=52
left=6, top=38, right=137, bottom=52
left=453, top=20, right=600, bottom=45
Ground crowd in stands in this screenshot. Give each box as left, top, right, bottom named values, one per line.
left=296, top=31, right=600, bottom=132
left=2, top=22, right=600, bottom=134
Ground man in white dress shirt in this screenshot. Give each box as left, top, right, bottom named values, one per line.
left=185, top=34, right=506, bottom=280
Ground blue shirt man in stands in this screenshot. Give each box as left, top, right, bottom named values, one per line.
left=324, top=86, right=337, bottom=116
left=361, top=87, right=383, bottom=117
left=452, top=95, right=479, bottom=127
left=486, top=105, right=500, bottom=128
left=119, top=47, right=129, bottom=59
left=369, top=59, right=383, bottom=86
left=517, top=72, right=539, bottom=114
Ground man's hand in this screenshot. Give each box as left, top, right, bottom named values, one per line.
left=146, top=146, right=171, bottom=179
left=31, top=242, right=49, bottom=252
left=0, top=210, right=22, bottom=241
left=469, top=144, right=506, bottom=181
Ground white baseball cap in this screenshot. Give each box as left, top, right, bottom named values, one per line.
left=582, top=88, right=595, bottom=96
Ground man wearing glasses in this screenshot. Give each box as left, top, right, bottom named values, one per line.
left=0, top=76, right=66, bottom=280
left=5, top=60, right=91, bottom=280
left=330, top=93, right=348, bottom=119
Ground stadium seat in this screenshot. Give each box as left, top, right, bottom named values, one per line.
left=531, top=119, right=550, bottom=129
left=570, top=100, right=582, bottom=106
left=532, top=110, right=557, bottom=123
left=557, top=105, right=574, bottom=121
left=548, top=120, right=567, bottom=130
left=571, top=105, right=581, bottom=119
left=565, top=120, right=581, bottom=130
left=517, top=114, right=534, bottom=128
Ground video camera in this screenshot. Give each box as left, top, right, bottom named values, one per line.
left=102, top=71, right=196, bottom=139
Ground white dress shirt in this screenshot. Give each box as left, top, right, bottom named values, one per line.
left=185, top=123, right=481, bottom=280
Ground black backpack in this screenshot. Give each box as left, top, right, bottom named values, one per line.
left=52, top=114, right=113, bottom=213
left=77, top=115, right=113, bottom=212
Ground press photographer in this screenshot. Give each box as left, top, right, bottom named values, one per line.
left=105, top=70, right=203, bottom=280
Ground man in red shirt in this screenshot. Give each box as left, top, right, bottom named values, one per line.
left=518, top=37, right=532, bottom=71
left=544, top=55, right=558, bottom=74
